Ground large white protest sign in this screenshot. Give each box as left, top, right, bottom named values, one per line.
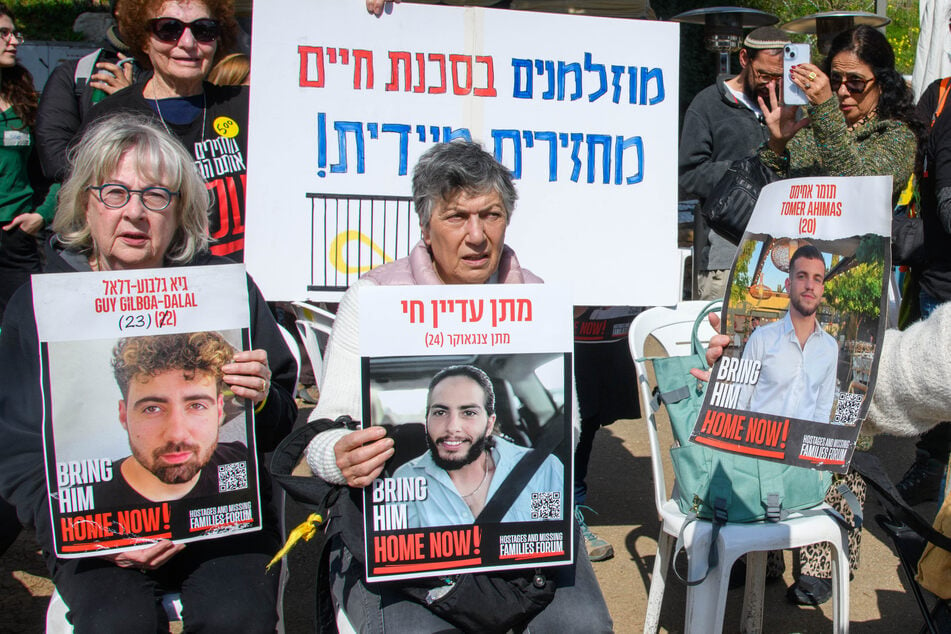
left=245, top=1, right=680, bottom=304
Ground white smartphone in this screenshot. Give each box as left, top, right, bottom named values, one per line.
left=783, top=44, right=810, bottom=106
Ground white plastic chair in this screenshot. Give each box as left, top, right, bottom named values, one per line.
left=277, top=324, right=302, bottom=398
left=629, top=302, right=851, bottom=634
left=290, top=301, right=335, bottom=387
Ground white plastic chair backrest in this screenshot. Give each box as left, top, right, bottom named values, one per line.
left=277, top=324, right=301, bottom=398
left=291, top=302, right=335, bottom=386
left=628, top=301, right=716, bottom=516
left=291, top=301, right=335, bottom=334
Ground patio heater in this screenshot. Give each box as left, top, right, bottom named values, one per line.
left=670, top=6, right=778, bottom=75
left=781, top=11, right=890, bottom=54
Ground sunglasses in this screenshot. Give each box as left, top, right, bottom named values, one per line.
left=830, top=73, right=873, bottom=95
left=148, top=18, right=220, bottom=44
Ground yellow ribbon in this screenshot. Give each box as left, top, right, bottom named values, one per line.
left=329, top=230, right=393, bottom=274
left=265, top=512, right=323, bottom=572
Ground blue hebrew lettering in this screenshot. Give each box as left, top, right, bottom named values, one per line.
left=584, top=53, right=606, bottom=102
left=536, top=59, right=555, bottom=100
left=628, top=66, right=637, bottom=104
left=533, top=131, right=558, bottom=181
left=366, top=122, right=379, bottom=139
left=317, top=112, right=327, bottom=177
left=611, top=65, right=625, bottom=104
left=331, top=121, right=365, bottom=174
left=557, top=61, right=582, bottom=101
left=443, top=127, right=472, bottom=142
left=567, top=132, right=583, bottom=182
left=615, top=135, right=643, bottom=185
left=429, top=126, right=441, bottom=143
left=640, top=67, right=665, bottom=105
left=415, top=124, right=426, bottom=142
left=512, top=58, right=533, bottom=99
left=492, top=129, right=522, bottom=179
left=381, top=123, right=411, bottom=175
left=586, top=134, right=611, bottom=184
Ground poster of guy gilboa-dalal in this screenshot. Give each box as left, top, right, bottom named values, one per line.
left=34, top=264, right=262, bottom=557
left=690, top=176, right=891, bottom=473
left=245, top=0, right=680, bottom=306
left=359, top=284, right=573, bottom=581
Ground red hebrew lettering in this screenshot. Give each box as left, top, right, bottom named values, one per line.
left=428, top=54, right=447, bottom=94
left=473, top=56, right=497, bottom=97
left=386, top=51, right=412, bottom=91
left=298, top=45, right=324, bottom=88
left=449, top=54, right=473, bottom=95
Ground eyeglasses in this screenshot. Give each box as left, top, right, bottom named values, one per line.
left=87, top=184, right=180, bottom=212
left=147, top=18, right=220, bottom=44
left=0, top=29, right=24, bottom=44
left=830, top=73, right=874, bottom=95
left=752, top=67, right=783, bottom=83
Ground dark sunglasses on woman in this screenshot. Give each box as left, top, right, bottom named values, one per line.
left=830, top=73, right=873, bottom=95
left=148, top=17, right=220, bottom=44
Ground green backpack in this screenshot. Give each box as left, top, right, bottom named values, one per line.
left=643, top=302, right=844, bottom=583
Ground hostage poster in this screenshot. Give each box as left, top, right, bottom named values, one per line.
left=690, top=176, right=892, bottom=473
left=245, top=0, right=681, bottom=305
left=33, top=264, right=263, bottom=557
left=359, top=284, right=573, bottom=581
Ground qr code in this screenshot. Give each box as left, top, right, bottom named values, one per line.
left=218, top=461, right=248, bottom=493
left=530, top=491, right=561, bottom=519
left=832, top=392, right=864, bottom=425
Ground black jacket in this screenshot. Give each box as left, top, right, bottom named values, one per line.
left=679, top=78, right=770, bottom=270
left=0, top=239, right=297, bottom=561
left=82, top=80, right=250, bottom=261
left=35, top=29, right=140, bottom=182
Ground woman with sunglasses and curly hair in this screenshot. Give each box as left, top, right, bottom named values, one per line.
left=751, top=25, right=921, bottom=608
left=759, top=25, right=921, bottom=200
left=81, top=0, right=250, bottom=261
left=0, top=3, right=56, bottom=322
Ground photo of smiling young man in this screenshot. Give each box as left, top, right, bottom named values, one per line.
left=737, top=245, right=839, bottom=423
left=94, top=332, right=250, bottom=506
left=392, top=365, right=564, bottom=529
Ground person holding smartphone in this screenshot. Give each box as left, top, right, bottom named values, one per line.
left=758, top=25, right=920, bottom=200
left=679, top=27, right=789, bottom=301
left=35, top=0, right=139, bottom=183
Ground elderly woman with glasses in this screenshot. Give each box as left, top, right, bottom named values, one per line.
left=0, top=114, right=297, bottom=631
left=758, top=25, right=920, bottom=201
left=81, top=0, right=250, bottom=261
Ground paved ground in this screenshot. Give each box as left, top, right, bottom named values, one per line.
left=0, top=412, right=936, bottom=633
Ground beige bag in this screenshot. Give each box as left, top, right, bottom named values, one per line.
left=917, top=464, right=951, bottom=599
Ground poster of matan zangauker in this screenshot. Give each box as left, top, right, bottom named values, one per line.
left=358, top=284, right=574, bottom=581
left=33, top=264, right=263, bottom=557
left=690, top=175, right=892, bottom=472
left=244, top=0, right=680, bottom=305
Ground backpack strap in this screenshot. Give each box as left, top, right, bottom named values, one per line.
left=671, top=498, right=728, bottom=586
left=933, top=77, right=951, bottom=126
